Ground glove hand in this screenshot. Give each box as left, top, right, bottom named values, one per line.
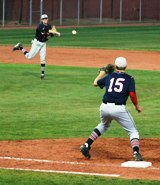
left=49, top=26, right=61, bottom=36
left=99, top=64, right=115, bottom=74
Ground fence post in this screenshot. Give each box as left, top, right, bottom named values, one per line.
left=60, top=0, right=63, bottom=25
left=2, top=0, right=5, bottom=26
left=40, top=0, right=43, bottom=21
left=77, top=0, right=80, bottom=25
left=139, top=0, right=142, bottom=22
left=100, top=0, right=103, bottom=24
left=29, top=0, right=32, bottom=25
left=120, top=0, right=122, bottom=23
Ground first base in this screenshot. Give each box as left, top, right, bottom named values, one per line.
left=121, top=161, right=152, bottom=168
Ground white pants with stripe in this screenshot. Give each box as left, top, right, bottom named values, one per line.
left=96, top=103, right=139, bottom=141
left=25, top=39, right=46, bottom=64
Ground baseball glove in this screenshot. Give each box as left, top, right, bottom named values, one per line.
left=49, top=26, right=61, bottom=36
left=99, top=64, right=115, bottom=74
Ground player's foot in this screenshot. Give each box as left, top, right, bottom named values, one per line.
left=13, top=42, right=23, bottom=51
left=41, top=73, right=45, bottom=80
left=133, top=151, right=144, bottom=161
left=80, top=144, right=91, bottom=159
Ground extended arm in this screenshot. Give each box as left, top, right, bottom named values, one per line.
left=129, top=92, right=142, bottom=113
left=93, top=71, right=106, bottom=86
left=93, top=64, right=115, bottom=87
left=49, top=26, right=61, bottom=36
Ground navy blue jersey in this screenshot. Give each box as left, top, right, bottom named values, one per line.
left=97, top=71, right=136, bottom=105
left=35, top=23, right=52, bottom=42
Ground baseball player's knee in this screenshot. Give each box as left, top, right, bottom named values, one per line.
left=129, top=131, right=139, bottom=140
left=25, top=53, right=33, bottom=60
left=41, top=60, right=46, bottom=64
left=28, top=56, right=33, bottom=60
left=96, top=122, right=110, bottom=135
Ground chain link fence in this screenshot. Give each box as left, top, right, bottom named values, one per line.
left=1, top=0, right=160, bottom=27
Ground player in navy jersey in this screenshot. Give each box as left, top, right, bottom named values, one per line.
left=13, top=14, right=60, bottom=79
left=80, top=57, right=143, bottom=161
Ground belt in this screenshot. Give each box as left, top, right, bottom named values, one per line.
left=36, top=39, right=46, bottom=43
left=103, top=101, right=124, bottom=105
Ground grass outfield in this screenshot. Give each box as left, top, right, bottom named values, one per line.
left=0, top=63, right=159, bottom=140
left=0, top=25, right=160, bottom=50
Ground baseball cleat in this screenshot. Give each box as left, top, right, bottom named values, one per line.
left=41, top=74, right=45, bottom=80
left=80, top=144, right=91, bottom=159
left=13, top=42, right=23, bottom=51
left=133, top=151, right=144, bottom=161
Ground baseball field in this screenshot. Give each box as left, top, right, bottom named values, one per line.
left=0, top=25, right=160, bottom=184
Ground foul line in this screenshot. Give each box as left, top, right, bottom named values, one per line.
left=0, top=167, right=120, bottom=177
left=0, top=156, right=159, bottom=171
left=0, top=156, right=119, bottom=168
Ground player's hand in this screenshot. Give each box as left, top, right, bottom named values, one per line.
left=56, top=32, right=61, bottom=36
left=135, top=105, right=142, bottom=113
left=49, top=26, right=61, bottom=36
left=99, top=64, right=115, bottom=74
left=99, top=70, right=106, bottom=75
left=93, top=70, right=106, bottom=86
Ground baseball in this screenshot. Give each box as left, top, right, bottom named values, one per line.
left=72, top=30, right=77, bottom=35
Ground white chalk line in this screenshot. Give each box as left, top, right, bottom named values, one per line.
left=0, top=156, right=119, bottom=168
left=0, top=167, right=120, bottom=177
left=0, top=156, right=159, bottom=171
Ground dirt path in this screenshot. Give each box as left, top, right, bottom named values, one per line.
left=0, top=46, right=160, bottom=70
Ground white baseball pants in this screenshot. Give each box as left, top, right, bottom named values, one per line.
left=25, top=39, right=46, bottom=64
left=96, top=103, right=139, bottom=141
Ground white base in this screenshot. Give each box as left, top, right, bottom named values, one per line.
left=121, top=161, right=152, bottom=168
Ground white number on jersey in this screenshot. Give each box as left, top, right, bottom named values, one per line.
left=108, top=78, right=125, bottom=92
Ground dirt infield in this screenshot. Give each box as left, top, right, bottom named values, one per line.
left=0, top=138, right=160, bottom=180
left=0, top=46, right=160, bottom=70
left=0, top=46, right=160, bottom=180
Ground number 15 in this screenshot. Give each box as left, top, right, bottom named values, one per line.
left=108, top=78, right=125, bottom=92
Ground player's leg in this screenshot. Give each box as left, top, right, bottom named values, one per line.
left=13, top=40, right=41, bottom=60
left=22, top=39, right=41, bottom=60
left=113, top=106, right=143, bottom=161
left=39, top=43, right=46, bottom=79
left=80, top=126, right=102, bottom=159
left=80, top=103, right=112, bottom=158
left=13, top=43, right=23, bottom=51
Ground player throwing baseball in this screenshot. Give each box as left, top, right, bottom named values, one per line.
left=80, top=57, right=144, bottom=161
left=13, top=14, right=60, bottom=79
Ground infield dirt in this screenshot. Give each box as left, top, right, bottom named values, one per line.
left=0, top=46, right=160, bottom=70
left=0, top=138, right=160, bottom=180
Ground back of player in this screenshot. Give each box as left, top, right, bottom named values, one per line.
left=96, top=71, right=139, bottom=145
left=100, top=71, right=135, bottom=105
left=80, top=57, right=143, bottom=161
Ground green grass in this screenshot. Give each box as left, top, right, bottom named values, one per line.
left=0, top=169, right=159, bottom=185
left=0, top=63, right=159, bottom=140
left=1, top=26, right=160, bottom=50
